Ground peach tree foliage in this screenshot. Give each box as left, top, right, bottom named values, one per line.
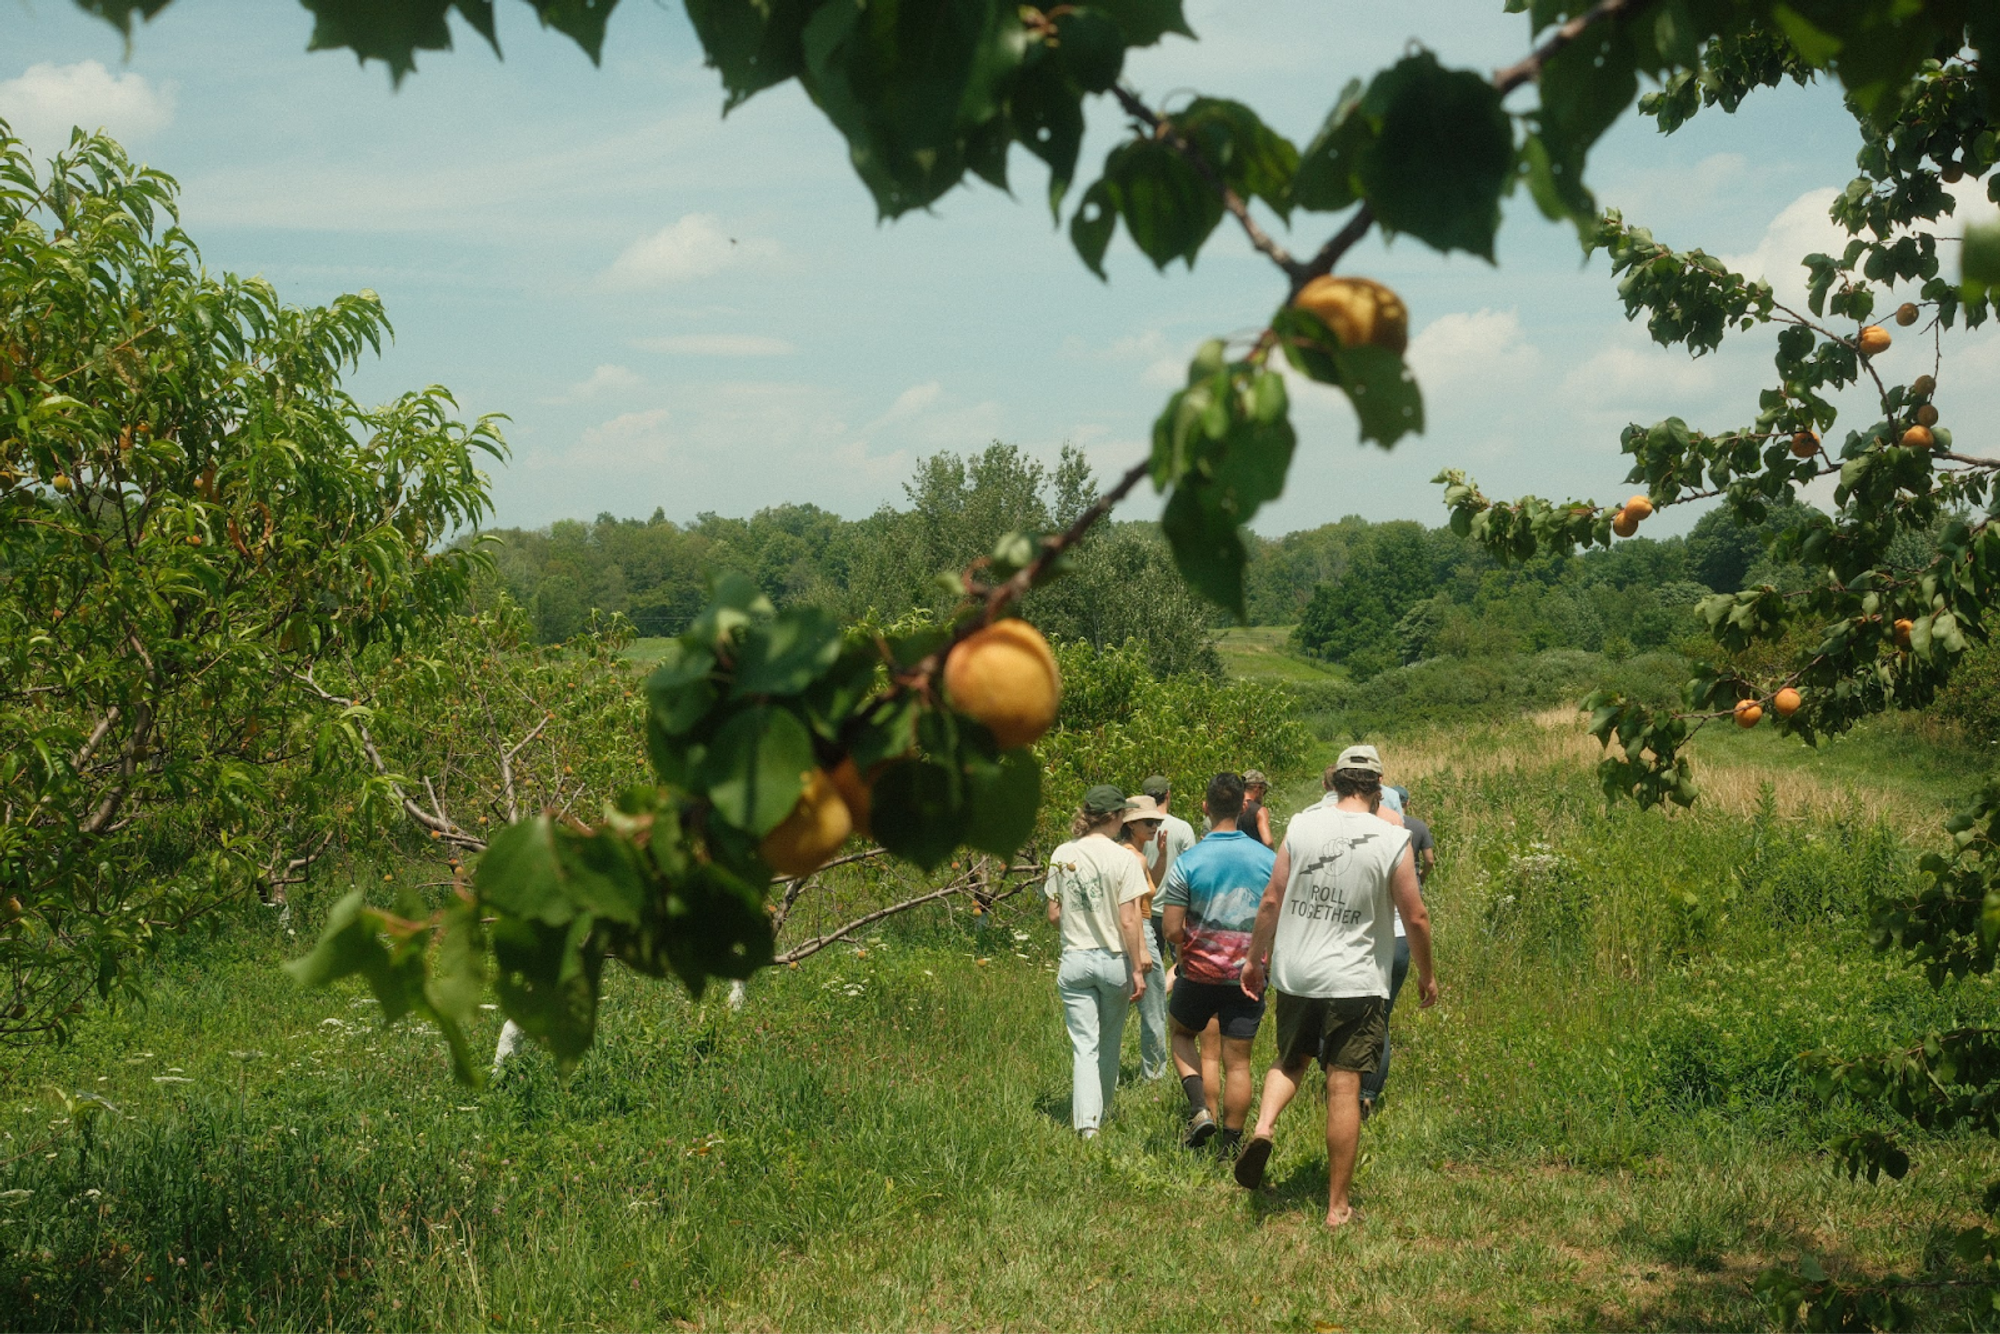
left=0, top=125, right=500, bottom=1041
left=217, top=1, right=2000, bottom=1083
left=1413, top=43, right=2000, bottom=1330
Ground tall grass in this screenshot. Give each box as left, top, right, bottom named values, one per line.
left=2, top=721, right=1997, bottom=1330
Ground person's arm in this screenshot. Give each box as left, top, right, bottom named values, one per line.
left=1256, top=806, right=1272, bottom=845
left=1045, top=866, right=1063, bottom=925
left=1148, top=824, right=1169, bottom=885
left=1390, top=842, right=1437, bottom=1008
left=1238, top=843, right=1290, bottom=999
left=1162, top=903, right=1188, bottom=949
left=1118, top=897, right=1147, bottom=1000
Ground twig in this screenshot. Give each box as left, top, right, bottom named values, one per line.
left=773, top=862, right=1040, bottom=965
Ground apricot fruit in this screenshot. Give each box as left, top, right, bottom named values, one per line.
left=1901, top=424, right=1934, bottom=450
left=944, top=619, right=1060, bottom=749
left=760, top=768, right=853, bottom=878
left=1790, top=432, right=1819, bottom=459
left=1916, top=404, right=1939, bottom=427
left=1894, top=618, right=1914, bottom=648
left=1773, top=687, right=1801, bottom=718
left=1734, top=699, right=1762, bottom=728
left=1291, top=276, right=1410, bottom=355
left=51, top=473, right=70, bottom=493
left=1912, top=374, right=1937, bottom=397
left=1857, top=325, right=1892, bottom=356
left=1624, top=495, right=1655, bottom=521
left=1895, top=302, right=1920, bottom=327
left=830, top=757, right=873, bottom=840
left=1943, top=162, right=1965, bottom=183
left=1611, top=510, right=1639, bottom=538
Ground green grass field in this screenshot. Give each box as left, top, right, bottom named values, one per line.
left=1212, top=626, right=1347, bottom=685
left=4, top=713, right=1996, bottom=1331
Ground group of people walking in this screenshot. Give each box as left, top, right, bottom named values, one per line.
left=1043, top=748, right=1438, bottom=1229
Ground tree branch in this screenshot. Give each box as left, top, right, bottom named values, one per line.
left=772, top=861, right=1041, bottom=966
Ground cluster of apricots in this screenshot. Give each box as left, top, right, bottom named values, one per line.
left=758, top=619, right=1061, bottom=878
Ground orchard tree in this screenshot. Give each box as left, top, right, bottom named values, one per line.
left=0, top=124, right=500, bottom=1040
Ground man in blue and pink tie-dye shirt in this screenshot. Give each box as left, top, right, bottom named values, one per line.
left=1158, top=772, right=1277, bottom=1153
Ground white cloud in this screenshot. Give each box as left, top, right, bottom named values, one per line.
left=635, top=334, right=796, bottom=357
left=0, top=61, right=175, bottom=150
left=544, top=364, right=641, bottom=403
left=606, top=214, right=783, bottom=286
left=1721, top=187, right=1846, bottom=309
left=879, top=382, right=943, bottom=423
left=1406, top=308, right=1540, bottom=391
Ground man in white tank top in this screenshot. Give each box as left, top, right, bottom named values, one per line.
left=1233, top=745, right=1437, bottom=1228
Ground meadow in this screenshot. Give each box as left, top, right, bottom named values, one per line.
left=1, top=695, right=1993, bottom=1331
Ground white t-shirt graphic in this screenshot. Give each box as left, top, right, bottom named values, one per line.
left=1269, top=806, right=1410, bottom=999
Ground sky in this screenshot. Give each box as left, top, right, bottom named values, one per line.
left=5, top=0, right=1998, bottom=539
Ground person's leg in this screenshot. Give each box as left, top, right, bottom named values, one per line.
left=1096, top=953, right=1131, bottom=1120
left=1200, top=1017, right=1222, bottom=1123
left=1325, top=1067, right=1363, bottom=1227
left=1058, top=953, right=1104, bottom=1133
left=1137, top=919, right=1169, bottom=1080
left=1250, top=1055, right=1309, bottom=1138
left=1360, top=937, right=1411, bottom=1111
left=1220, top=1036, right=1256, bottom=1131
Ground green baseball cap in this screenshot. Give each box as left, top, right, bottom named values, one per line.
left=1082, top=784, right=1128, bottom=816
left=1141, top=774, right=1171, bottom=799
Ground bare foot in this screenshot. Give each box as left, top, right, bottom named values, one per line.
left=1325, top=1205, right=1360, bottom=1230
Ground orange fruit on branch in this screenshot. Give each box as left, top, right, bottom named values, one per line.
left=1790, top=432, right=1819, bottom=459
left=760, top=768, right=853, bottom=878
left=1894, top=618, right=1914, bottom=648
left=1901, top=424, right=1934, bottom=450
left=1894, top=303, right=1920, bottom=327
left=1624, top=495, right=1655, bottom=521
left=1911, top=374, right=1936, bottom=398
left=1915, top=404, right=1938, bottom=427
left=1857, top=325, right=1892, bottom=356
left=1290, top=276, right=1409, bottom=354
left=1773, top=687, right=1801, bottom=718
left=1611, top=510, right=1639, bottom=538
left=944, top=619, right=1060, bottom=749
left=1733, top=699, right=1763, bottom=728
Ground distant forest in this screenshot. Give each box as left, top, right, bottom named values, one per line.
left=471, top=441, right=1825, bottom=679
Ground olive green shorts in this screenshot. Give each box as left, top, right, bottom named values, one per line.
left=1273, top=992, right=1387, bottom=1074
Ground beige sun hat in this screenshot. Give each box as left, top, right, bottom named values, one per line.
left=1335, top=744, right=1384, bottom=775
left=1122, top=793, right=1165, bottom=823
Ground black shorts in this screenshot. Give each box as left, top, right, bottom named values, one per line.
left=1168, top=976, right=1265, bottom=1041
left=1273, top=992, right=1387, bottom=1073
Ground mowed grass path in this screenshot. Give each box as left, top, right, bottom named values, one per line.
left=2, top=837, right=1988, bottom=1331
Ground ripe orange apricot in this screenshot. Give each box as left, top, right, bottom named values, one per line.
left=1894, top=302, right=1920, bottom=327
left=1790, top=432, right=1819, bottom=459
left=51, top=473, right=70, bottom=493
left=943, top=618, right=1060, bottom=749
left=1611, top=510, right=1639, bottom=538
left=1291, top=276, right=1410, bottom=354
left=1894, top=618, right=1914, bottom=648
left=186, top=534, right=202, bottom=546
left=1901, top=424, right=1934, bottom=450
left=760, top=768, right=853, bottom=878
left=1773, top=687, right=1801, bottom=718
left=1858, top=325, right=1892, bottom=356
left=1734, top=699, right=1762, bottom=728
left=830, top=757, right=873, bottom=840
left=1915, top=404, right=1939, bottom=428
left=1624, top=495, right=1655, bottom=521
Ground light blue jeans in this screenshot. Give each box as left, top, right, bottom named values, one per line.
left=1058, top=947, right=1131, bottom=1131
left=1136, top=919, right=1169, bottom=1080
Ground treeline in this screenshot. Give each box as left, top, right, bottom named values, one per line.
left=476, top=444, right=1221, bottom=678
left=1278, top=502, right=1811, bottom=678
left=478, top=439, right=1817, bottom=682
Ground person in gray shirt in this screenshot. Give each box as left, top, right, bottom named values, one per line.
left=1360, top=785, right=1433, bottom=1119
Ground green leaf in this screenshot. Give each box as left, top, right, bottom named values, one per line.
left=1177, top=97, right=1298, bottom=220
left=424, top=895, right=488, bottom=1084
left=684, top=0, right=811, bottom=108
left=1357, top=52, right=1511, bottom=259
left=962, top=748, right=1041, bottom=857
left=1093, top=137, right=1225, bottom=271
left=696, top=705, right=815, bottom=836
left=1332, top=344, right=1425, bottom=448
left=732, top=605, right=842, bottom=697
left=871, top=758, right=969, bottom=871
left=553, top=826, right=649, bottom=924
left=526, top=0, right=618, bottom=62
left=1964, top=215, right=2000, bottom=298
left=659, top=863, right=774, bottom=987
left=1161, top=480, right=1249, bottom=617
left=1089, top=0, right=1191, bottom=46
left=284, top=890, right=428, bottom=1023
left=1293, top=80, right=1368, bottom=212
left=1050, top=7, right=1124, bottom=93
left=1069, top=178, right=1118, bottom=277
left=1533, top=13, right=1640, bottom=229
left=491, top=913, right=603, bottom=1076
left=645, top=639, right=718, bottom=736
left=475, top=816, right=576, bottom=925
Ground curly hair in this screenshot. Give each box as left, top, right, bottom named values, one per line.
left=1326, top=766, right=1382, bottom=809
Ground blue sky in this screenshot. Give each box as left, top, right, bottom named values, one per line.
left=6, top=0, right=1997, bottom=538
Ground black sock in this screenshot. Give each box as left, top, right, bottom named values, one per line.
left=1181, top=1074, right=1206, bottom=1116
left=1219, top=1128, right=1243, bottom=1151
